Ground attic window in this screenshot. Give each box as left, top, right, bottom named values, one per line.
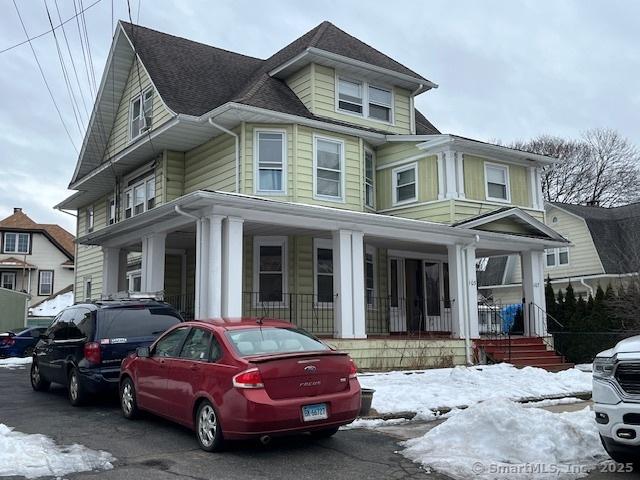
left=3, top=232, right=30, bottom=254
left=130, top=88, right=154, bottom=140
left=336, top=75, right=394, bottom=124
left=337, top=78, right=363, bottom=114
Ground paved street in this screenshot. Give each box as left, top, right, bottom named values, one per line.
left=0, top=366, right=450, bottom=480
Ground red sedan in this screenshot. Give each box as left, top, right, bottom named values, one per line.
left=119, top=318, right=361, bottom=451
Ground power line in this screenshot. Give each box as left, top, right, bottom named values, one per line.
left=72, top=0, right=95, bottom=97
left=78, top=0, right=98, bottom=93
left=0, top=0, right=102, bottom=55
left=12, top=0, right=78, bottom=153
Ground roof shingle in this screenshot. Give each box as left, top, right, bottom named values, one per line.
left=0, top=210, right=75, bottom=259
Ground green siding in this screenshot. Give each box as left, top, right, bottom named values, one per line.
left=311, top=64, right=412, bottom=135
left=375, top=152, right=438, bottom=211
left=75, top=245, right=103, bottom=302
left=385, top=200, right=453, bottom=223
left=451, top=200, right=545, bottom=224
left=463, top=155, right=531, bottom=208
left=164, top=150, right=185, bottom=201
left=184, top=129, right=238, bottom=194
left=286, top=65, right=313, bottom=111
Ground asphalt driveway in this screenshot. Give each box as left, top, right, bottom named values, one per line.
left=0, top=366, right=449, bottom=480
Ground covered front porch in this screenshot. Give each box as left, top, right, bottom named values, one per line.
left=84, top=191, right=567, bottom=342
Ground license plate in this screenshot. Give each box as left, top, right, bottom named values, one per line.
left=302, top=403, right=328, bottom=422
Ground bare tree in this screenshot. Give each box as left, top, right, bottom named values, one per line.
left=508, top=128, right=640, bottom=207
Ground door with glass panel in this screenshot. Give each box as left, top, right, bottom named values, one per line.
left=423, top=261, right=452, bottom=333
left=388, top=257, right=406, bottom=332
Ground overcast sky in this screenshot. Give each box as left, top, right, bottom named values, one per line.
left=0, top=0, right=638, bottom=233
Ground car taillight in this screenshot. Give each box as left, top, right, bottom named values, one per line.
left=348, top=357, right=358, bottom=379
left=84, top=342, right=102, bottom=364
left=232, top=368, right=264, bottom=389
left=1, top=337, right=15, bottom=346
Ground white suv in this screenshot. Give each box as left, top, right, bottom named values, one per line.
left=593, top=336, right=640, bottom=464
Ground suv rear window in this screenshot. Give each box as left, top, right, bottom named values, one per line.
left=226, top=327, right=330, bottom=357
left=97, top=306, right=182, bottom=339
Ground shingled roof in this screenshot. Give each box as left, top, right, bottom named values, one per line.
left=551, top=202, right=640, bottom=274
left=0, top=209, right=75, bottom=259
left=120, top=21, right=439, bottom=135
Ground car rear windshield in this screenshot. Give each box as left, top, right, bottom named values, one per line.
left=97, top=306, right=182, bottom=339
left=226, top=327, right=330, bottom=357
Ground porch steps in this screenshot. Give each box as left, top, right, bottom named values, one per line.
left=475, top=337, right=574, bottom=372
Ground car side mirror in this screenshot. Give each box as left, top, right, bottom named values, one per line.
left=136, top=346, right=150, bottom=358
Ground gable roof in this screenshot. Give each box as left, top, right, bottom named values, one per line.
left=550, top=202, right=640, bottom=274
left=0, top=210, right=75, bottom=259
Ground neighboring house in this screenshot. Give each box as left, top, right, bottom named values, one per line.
left=56, top=21, right=568, bottom=344
left=0, top=208, right=75, bottom=307
left=478, top=202, right=640, bottom=304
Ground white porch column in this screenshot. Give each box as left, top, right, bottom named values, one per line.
left=464, top=245, right=480, bottom=339
left=447, top=244, right=480, bottom=340
left=521, top=250, right=546, bottom=336
left=221, top=216, right=243, bottom=317
left=194, top=218, right=207, bottom=319
left=207, top=215, right=224, bottom=318
left=117, top=250, right=128, bottom=292
left=351, top=231, right=366, bottom=339
left=333, top=230, right=354, bottom=338
left=141, top=233, right=166, bottom=294
left=443, top=150, right=458, bottom=199
left=102, top=247, right=120, bottom=297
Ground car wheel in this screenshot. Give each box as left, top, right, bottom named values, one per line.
left=195, top=401, right=224, bottom=452
left=120, top=377, right=139, bottom=419
left=68, top=367, right=87, bottom=406
left=30, top=361, right=50, bottom=391
left=310, top=426, right=340, bottom=438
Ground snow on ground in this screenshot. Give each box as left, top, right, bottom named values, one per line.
left=521, top=397, right=586, bottom=408
left=0, top=356, right=32, bottom=369
left=576, top=363, right=593, bottom=373
left=401, top=398, right=606, bottom=480
left=358, top=363, right=591, bottom=417
left=0, top=424, right=114, bottom=478
left=29, top=291, right=74, bottom=316
left=341, top=417, right=410, bottom=430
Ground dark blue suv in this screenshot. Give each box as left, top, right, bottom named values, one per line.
left=31, top=300, right=183, bottom=406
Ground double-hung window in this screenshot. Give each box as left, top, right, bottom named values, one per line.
left=130, top=88, right=154, bottom=140
left=3, top=232, right=30, bottom=254
left=546, top=247, right=569, bottom=268
left=124, top=175, right=156, bottom=219
left=1, top=272, right=16, bottom=290
left=127, top=270, right=142, bottom=292
left=337, top=76, right=393, bottom=123
left=485, top=163, right=510, bottom=202
left=38, top=270, right=53, bottom=296
left=365, top=246, right=376, bottom=306
left=255, top=131, right=286, bottom=193
left=107, top=197, right=116, bottom=225
left=364, top=149, right=375, bottom=208
left=314, top=136, right=344, bottom=201
left=392, top=163, right=418, bottom=205
left=314, top=239, right=334, bottom=305
left=253, top=236, right=287, bottom=304
left=86, top=207, right=94, bottom=233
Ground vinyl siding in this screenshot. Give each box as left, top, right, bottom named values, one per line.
left=463, top=155, right=531, bottom=208
left=184, top=129, right=238, bottom=194
left=75, top=244, right=103, bottom=302
left=383, top=201, right=453, bottom=223
left=312, top=64, right=412, bottom=135
left=286, top=64, right=313, bottom=111
left=451, top=200, right=545, bottom=224
left=164, top=150, right=185, bottom=201
left=376, top=154, right=438, bottom=211
left=103, top=57, right=172, bottom=161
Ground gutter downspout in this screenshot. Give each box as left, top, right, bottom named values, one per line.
left=460, top=234, right=480, bottom=365
left=208, top=118, right=239, bottom=193
left=409, top=83, right=424, bottom=135
left=175, top=206, right=202, bottom=317
left=580, top=278, right=594, bottom=297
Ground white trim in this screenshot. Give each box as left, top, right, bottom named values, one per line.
left=484, top=162, right=511, bottom=203
left=313, top=237, right=334, bottom=308
left=37, top=270, right=54, bottom=296
left=253, top=128, right=288, bottom=195
left=545, top=245, right=570, bottom=269
left=364, top=147, right=375, bottom=209
left=365, top=245, right=377, bottom=306
left=252, top=236, right=288, bottom=307
left=123, top=173, right=156, bottom=219
left=436, top=152, right=445, bottom=200
left=375, top=152, right=430, bottom=172
left=128, top=86, right=154, bottom=142
left=456, top=152, right=465, bottom=199
left=313, top=134, right=346, bottom=203
left=334, top=72, right=395, bottom=126
left=126, top=269, right=142, bottom=292
left=392, top=162, right=418, bottom=206
left=2, top=232, right=30, bottom=254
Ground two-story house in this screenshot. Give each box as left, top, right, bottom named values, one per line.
left=478, top=201, right=640, bottom=304
left=56, top=21, right=568, bottom=356
left=0, top=208, right=75, bottom=306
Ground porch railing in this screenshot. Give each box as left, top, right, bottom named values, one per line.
left=366, top=296, right=452, bottom=336
left=164, top=293, right=195, bottom=320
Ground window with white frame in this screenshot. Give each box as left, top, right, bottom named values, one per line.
left=38, top=270, right=53, bottom=296
left=3, top=232, right=30, bottom=254
left=124, top=175, right=155, bottom=219
left=485, top=163, right=510, bottom=202
left=336, top=76, right=393, bottom=123
left=546, top=247, right=569, bottom=268
left=127, top=270, right=142, bottom=292
left=84, top=277, right=92, bottom=301
left=107, top=197, right=116, bottom=225
left=364, top=149, right=375, bottom=208
left=314, top=239, right=334, bottom=304
left=130, top=88, right=154, bottom=139
left=1, top=272, right=16, bottom=290
left=253, top=236, right=287, bottom=303
left=255, top=131, right=286, bottom=193
left=392, top=163, right=418, bottom=205
left=314, top=136, right=344, bottom=200
left=365, top=246, right=376, bottom=306
left=86, top=206, right=94, bottom=233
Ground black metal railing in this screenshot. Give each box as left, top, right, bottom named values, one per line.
left=164, top=293, right=196, bottom=320
left=241, top=292, right=336, bottom=336
left=366, top=296, right=452, bottom=336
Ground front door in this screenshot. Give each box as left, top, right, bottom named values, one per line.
left=405, top=259, right=424, bottom=332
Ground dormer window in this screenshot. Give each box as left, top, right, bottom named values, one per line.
left=336, top=75, right=393, bottom=124
left=130, top=88, right=154, bottom=140
left=3, top=232, right=30, bottom=254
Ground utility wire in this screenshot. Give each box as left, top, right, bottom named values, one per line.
left=79, top=0, right=98, bottom=93
left=12, top=0, right=78, bottom=153
left=72, top=0, right=95, bottom=97
left=0, top=0, right=101, bottom=55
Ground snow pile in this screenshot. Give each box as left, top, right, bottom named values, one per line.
left=30, top=291, right=73, bottom=316
left=341, top=417, right=410, bottom=430
left=0, top=356, right=32, bottom=369
left=401, top=398, right=606, bottom=480
left=359, top=364, right=592, bottom=417
left=0, top=424, right=114, bottom=478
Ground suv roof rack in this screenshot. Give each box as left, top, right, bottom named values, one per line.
left=98, top=291, right=165, bottom=302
